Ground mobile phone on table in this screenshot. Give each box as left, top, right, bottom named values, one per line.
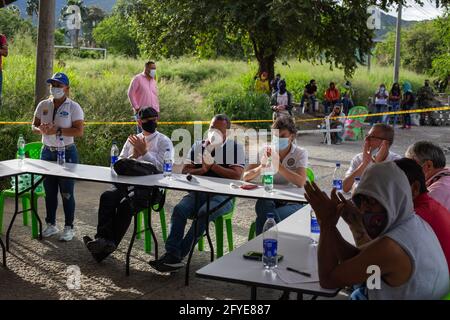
left=240, top=183, right=258, bottom=190
left=243, top=251, right=283, bottom=261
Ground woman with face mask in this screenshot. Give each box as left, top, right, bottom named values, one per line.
left=31, top=72, right=85, bottom=242
left=371, top=84, right=389, bottom=125
left=270, top=79, right=293, bottom=121
left=244, top=117, right=309, bottom=235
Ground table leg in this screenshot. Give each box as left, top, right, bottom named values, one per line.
left=147, top=208, right=159, bottom=259
left=185, top=192, right=199, bottom=286
left=6, top=175, right=20, bottom=251
left=126, top=213, right=138, bottom=276
left=0, top=237, right=6, bottom=267
left=297, top=292, right=304, bottom=300
left=205, top=194, right=215, bottom=262
left=251, top=286, right=257, bottom=300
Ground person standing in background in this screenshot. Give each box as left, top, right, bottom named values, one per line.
left=31, top=72, right=85, bottom=242
left=128, top=61, right=159, bottom=132
left=0, top=33, right=8, bottom=106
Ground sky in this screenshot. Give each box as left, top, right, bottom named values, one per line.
left=385, top=0, right=446, bottom=21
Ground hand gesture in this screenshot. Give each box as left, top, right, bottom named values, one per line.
left=129, top=135, right=147, bottom=157
left=304, top=182, right=341, bottom=229
left=362, top=139, right=373, bottom=165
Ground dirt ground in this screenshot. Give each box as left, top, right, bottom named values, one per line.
left=1, top=124, right=449, bottom=300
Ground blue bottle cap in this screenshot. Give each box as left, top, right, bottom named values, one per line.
left=336, top=162, right=341, bottom=167
left=266, top=212, right=275, bottom=219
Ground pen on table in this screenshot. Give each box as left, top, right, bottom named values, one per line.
left=286, top=267, right=311, bottom=277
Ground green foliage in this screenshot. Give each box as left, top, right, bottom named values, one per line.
left=0, top=6, right=36, bottom=39
left=93, top=14, right=139, bottom=57
left=431, top=13, right=450, bottom=83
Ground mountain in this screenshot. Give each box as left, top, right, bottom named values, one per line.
left=13, top=0, right=115, bottom=19
left=376, top=12, right=419, bottom=39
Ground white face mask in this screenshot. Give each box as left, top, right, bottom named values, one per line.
left=51, top=87, right=65, bottom=99
left=149, top=69, right=156, bottom=78
left=207, top=129, right=223, bottom=146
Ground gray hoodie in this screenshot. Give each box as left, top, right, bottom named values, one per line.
left=353, top=162, right=449, bottom=300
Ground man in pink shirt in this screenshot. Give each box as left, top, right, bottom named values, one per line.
left=128, top=60, right=159, bottom=115
left=406, top=141, right=450, bottom=212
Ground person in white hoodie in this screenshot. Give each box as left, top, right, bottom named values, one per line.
left=305, top=161, right=449, bottom=300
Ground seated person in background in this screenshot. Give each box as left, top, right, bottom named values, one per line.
left=324, top=82, right=340, bottom=114
left=271, top=79, right=293, bottom=121
left=305, top=162, right=449, bottom=300
left=406, top=141, right=450, bottom=212
left=270, top=73, right=281, bottom=94
left=254, top=71, right=270, bottom=95
left=324, top=104, right=346, bottom=145
left=343, top=123, right=401, bottom=193
left=244, top=117, right=308, bottom=235
left=83, top=108, right=173, bottom=262
left=394, top=158, right=450, bottom=270
left=149, top=114, right=245, bottom=272
left=300, top=79, right=317, bottom=113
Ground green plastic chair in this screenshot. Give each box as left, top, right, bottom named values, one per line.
left=247, top=167, right=315, bottom=241
left=442, top=291, right=450, bottom=300
left=136, top=189, right=168, bottom=254
left=344, top=106, right=369, bottom=141
left=0, top=142, right=45, bottom=239
left=198, top=197, right=236, bottom=258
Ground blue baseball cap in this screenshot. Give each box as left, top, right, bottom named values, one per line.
left=46, top=72, right=70, bottom=86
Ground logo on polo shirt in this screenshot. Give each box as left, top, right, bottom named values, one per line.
left=59, top=111, right=69, bottom=117
left=43, top=109, right=49, bottom=116
left=287, top=158, right=295, bottom=167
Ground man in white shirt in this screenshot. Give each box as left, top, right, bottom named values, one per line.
left=83, top=108, right=173, bottom=262
left=343, top=123, right=401, bottom=192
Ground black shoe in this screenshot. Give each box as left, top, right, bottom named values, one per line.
left=85, top=237, right=116, bottom=263
left=148, top=253, right=185, bottom=273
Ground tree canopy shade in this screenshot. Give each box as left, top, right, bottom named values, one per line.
left=127, top=0, right=449, bottom=79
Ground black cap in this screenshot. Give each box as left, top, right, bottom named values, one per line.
left=138, top=107, right=159, bottom=120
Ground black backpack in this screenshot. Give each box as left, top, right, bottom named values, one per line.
left=113, top=158, right=166, bottom=213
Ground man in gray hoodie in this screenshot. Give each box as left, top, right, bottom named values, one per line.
left=305, top=162, right=449, bottom=300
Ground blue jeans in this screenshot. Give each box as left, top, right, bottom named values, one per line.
left=165, top=192, right=233, bottom=260
left=300, top=95, right=316, bottom=111
left=370, top=104, right=387, bottom=125
left=255, top=199, right=303, bottom=235
left=402, top=104, right=413, bottom=127
left=40, top=144, right=79, bottom=227
left=388, top=101, right=400, bottom=126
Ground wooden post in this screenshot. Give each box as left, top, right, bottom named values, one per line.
left=34, top=0, right=55, bottom=106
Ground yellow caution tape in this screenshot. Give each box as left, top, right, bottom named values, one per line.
left=0, top=106, right=449, bottom=125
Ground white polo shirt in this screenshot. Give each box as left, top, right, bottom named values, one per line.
left=274, top=145, right=308, bottom=185
left=34, top=97, right=84, bottom=147
left=345, top=151, right=401, bottom=178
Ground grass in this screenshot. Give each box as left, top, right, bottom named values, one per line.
left=0, top=34, right=429, bottom=166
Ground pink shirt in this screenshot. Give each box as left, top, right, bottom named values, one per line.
left=127, top=73, right=159, bottom=113
left=427, top=167, right=450, bottom=212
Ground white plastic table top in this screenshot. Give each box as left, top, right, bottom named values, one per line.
left=0, top=162, right=21, bottom=179
left=0, top=159, right=307, bottom=203
left=196, top=204, right=355, bottom=297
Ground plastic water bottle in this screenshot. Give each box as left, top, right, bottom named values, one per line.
left=17, top=134, right=25, bottom=160
left=263, top=155, right=274, bottom=193
left=262, top=213, right=278, bottom=269
left=310, top=208, right=320, bottom=245
left=57, top=136, right=65, bottom=166
left=163, top=148, right=173, bottom=178
left=110, top=141, right=119, bottom=169
left=351, top=176, right=361, bottom=195
left=332, top=162, right=343, bottom=191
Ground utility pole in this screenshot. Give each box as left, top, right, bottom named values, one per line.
left=393, top=3, right=402, bottom=83
left=35, top=0, right=55, bottom=106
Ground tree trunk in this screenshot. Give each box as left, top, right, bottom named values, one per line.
left=256, top=54, right=276, bottom=81
left=35, top=0, right=55, bottom=106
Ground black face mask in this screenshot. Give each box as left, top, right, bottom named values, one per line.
left=141, top=120, right=157, bottom=133
left=279, top=84, right=286, bottom=94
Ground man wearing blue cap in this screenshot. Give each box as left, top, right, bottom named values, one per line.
left=31, top=72, right=85, bottom=241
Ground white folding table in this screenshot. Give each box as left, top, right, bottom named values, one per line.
left=196, top=204, right=355, bottom=300
left=0, top=159, right=307, bottom=284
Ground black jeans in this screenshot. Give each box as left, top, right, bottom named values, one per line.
left=95, top=187, right=144, bottom=247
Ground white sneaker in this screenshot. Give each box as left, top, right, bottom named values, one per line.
left=42, top=224, right=59, bottom=238
left=59, top=226, right=75, bottom=242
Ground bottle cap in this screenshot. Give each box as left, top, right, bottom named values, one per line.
left=355, top=176, right=361, bottom=181
left=336, top=162, right=341, bottom=167
left=266, top=212, right=275, bottom=219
